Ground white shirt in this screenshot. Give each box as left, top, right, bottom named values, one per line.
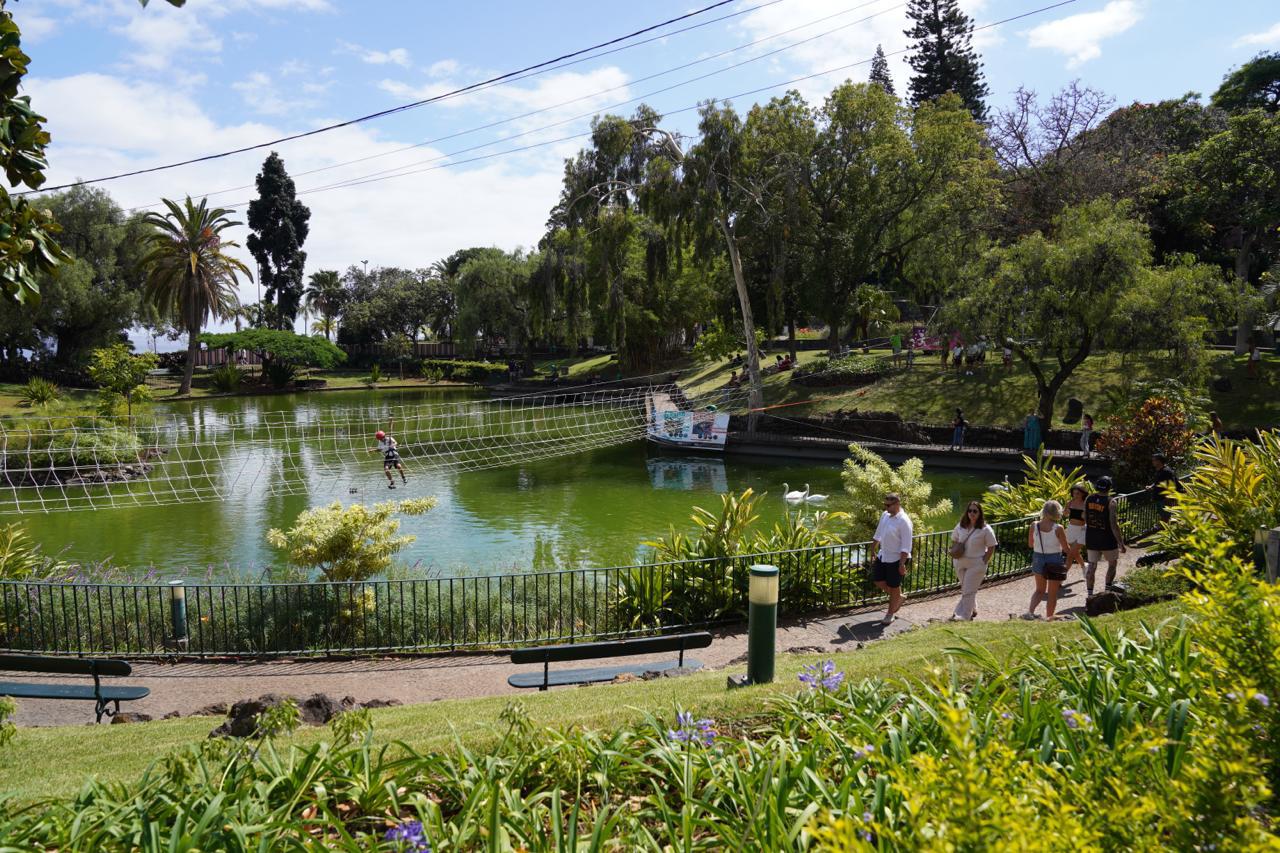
left=950, top=522, right=997, bottom=559
left=1032, top=521, right=1064, bottom=555
left=874, top=510, right=914, bottom=561
left=378, top=437, right=398, bottom=453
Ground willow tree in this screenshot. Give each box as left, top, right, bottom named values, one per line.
left=141, top=197, right=250, bottom=394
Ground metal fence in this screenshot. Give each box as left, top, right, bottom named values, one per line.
left=0, top=492, right=1159, bottom=658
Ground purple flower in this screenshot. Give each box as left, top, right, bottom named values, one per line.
left=1253, top=692, right=1271, bottom=708
left=1000, top=712, right=1011, bottom=720
left=1062, top=708, right=1091, bottom=730
left=799, top=660, right=845, bottom=692
left=385, top=820, right=431, bottom=852
left=852, top=744, right=876, bottom=761
left=668, top=711, right=717, bottom=746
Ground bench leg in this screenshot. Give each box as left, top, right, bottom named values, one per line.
left=93, top=698, right=121, bottom=724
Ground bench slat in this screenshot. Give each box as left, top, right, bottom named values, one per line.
left=0, top=682, right=150, bottom=702
left=509, top=632, right=712, bottom=664
left=0, top=654, right=132, bottom=677
left=507, top=659, right=702, bottom=689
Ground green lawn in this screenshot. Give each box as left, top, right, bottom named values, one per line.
left=0, top=600, right=1182, bottom=802
left=680, top=349, right=1280, bottom=429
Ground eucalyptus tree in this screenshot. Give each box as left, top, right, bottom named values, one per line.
left=140, top=197, right=250, bottom=394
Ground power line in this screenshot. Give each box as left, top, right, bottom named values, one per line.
left=124, top=0, right=900, bottom=212
left=201, top=0, right=1081, bottom=210
left=129, top=0, right=906, bottom=211
left=22, top=0, right=749, bottom=194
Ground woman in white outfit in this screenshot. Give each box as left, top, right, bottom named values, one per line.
left=1064, top=483, right=1089, bottom=576
left=949, top=500, right=998, bottom=621
left=1024, top=499, right=1070, bottom=621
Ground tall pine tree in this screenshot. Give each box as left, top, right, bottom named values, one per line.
left=869, top=44, right=896, bottom=96
left=904, top=0, right=989, bottom=122
left=247, top=152, right=311, bottom=330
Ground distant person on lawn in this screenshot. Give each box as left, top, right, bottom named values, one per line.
left=872, top=493, right=913, bottom=626
left=949, top=500, right=997, bottom=621
left=1248, top=343, right=1262, bottom=380
left=1084, top=476, right=1126, bottom=595
left=1080, top=413, right=1094, bottom=457
left=1022, top=411, right=1042, bottom=451
left=890, top=331, right=903, bottom=367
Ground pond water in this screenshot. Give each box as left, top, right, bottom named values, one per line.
left=19, top=388, right=989, bottom=579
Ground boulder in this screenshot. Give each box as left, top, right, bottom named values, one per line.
left=1085, top=591, right=1121, bottom=617
left=299, top=693, right=343, bottom=725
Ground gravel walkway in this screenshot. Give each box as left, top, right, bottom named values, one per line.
left=5, top=551, right=1141, bottom=727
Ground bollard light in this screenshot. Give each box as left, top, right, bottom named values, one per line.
left=747, top=564, right=779, bottom=685
left=169, top=580, right=188, bottom=647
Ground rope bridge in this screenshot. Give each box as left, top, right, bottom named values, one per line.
left=0, top=383, right=750, bottom=514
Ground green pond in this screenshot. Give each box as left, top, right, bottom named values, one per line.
left=17, top=388, right=989, bottom=579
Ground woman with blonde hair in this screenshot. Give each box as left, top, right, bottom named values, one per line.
left=1022, top=499, right=1070, bottom=621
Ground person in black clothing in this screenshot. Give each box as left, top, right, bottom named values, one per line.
left=951, top=409, right=968, bottom=451
left=1149, top=452, right=1181, bottom=522
left=1084, top=476, right=1126, bottom=596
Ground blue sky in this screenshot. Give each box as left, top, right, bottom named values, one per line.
left=12, top=0, right=1280, bottom=315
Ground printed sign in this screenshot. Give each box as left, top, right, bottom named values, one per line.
left=647, top=409, right=730, bottom=447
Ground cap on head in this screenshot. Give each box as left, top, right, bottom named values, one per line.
left=1096, top=475, right=1113, bottom=491
left=375, top=430, right=386, bottom=440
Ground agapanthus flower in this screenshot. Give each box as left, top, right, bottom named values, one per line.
left=852, top=744, right=876, bottom=760
left=1062, top=708, right=1092, bottom=730
left=668, top=711, right=716, bottom=746
left=799, top=660, right=845, bottom=692
left=385, top=820, right=431, bottom=852
left=1253, top=692, right=1271, bottom=708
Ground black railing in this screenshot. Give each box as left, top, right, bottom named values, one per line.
left=0, top=493, right=1158, bottom=658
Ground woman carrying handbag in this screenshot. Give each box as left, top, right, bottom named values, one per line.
left=1023, top=500, right=1071, bottom=621
left=949, top=501, right=997, bottom=621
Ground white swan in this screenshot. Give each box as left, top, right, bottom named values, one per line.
left=804, top=487, right=828, bottom=503
left=782, top=482, right=806, bottom=503
left=988, top=483, right=1008, bottom=492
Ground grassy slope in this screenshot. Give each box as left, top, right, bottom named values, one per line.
left=0, top=600, right=1182, bottom=802
left=685, top=349, right=1280, bottom=429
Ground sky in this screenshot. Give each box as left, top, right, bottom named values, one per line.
left=10, top=0, right=1280, bottom=337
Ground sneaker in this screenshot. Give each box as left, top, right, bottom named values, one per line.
left=388, top=483, right=396, bottom=489
left=879, top=613, right=896, bottom=626
left=1019, top=612, right=1039, bottom=621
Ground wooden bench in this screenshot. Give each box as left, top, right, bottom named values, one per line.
left=0, top=654, right=150, bottom=723
left=507, top=632, right=712, bottom=691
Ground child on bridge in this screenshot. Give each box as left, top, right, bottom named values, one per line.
left=371, top=419, right=408, bottom=489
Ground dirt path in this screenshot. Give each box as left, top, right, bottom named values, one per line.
left=5, top=551, right=1142, bottom=727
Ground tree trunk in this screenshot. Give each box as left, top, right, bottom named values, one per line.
left=787, top=311, right=798, bottom=363
left=827, top=312, right=843, bottom=356
left=720, top=215, right=763, bottom=425
left=1234, top=234, right=1255, bottom=355
left=180, top=326, right=198, bottom=396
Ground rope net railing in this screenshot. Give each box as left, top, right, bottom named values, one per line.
left=0, top=383, right=753, bottom=514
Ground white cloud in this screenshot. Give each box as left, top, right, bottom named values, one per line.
left=115, top=8, right=222, bottom=71
left=10, top=9, right=59, bottom=42
left=1024, top=1, right=1143, bottom=69
left=1234, top=21, right=1280, bottom=48
left=233, top=70, right=326, bottom=115
left=26, top=72, right=572, bottom=323
left=339, top=41, right=412, bottom=68
left=733, top=0, right=992, bottom=103
left=427, top=58, right=460, bottom=78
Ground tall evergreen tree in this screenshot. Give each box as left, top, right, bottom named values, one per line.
left=904, top=0, right=989, bottom=122
left=247, top=152, right=311, bottom=330
left=869, top=44, right=896, bottom=96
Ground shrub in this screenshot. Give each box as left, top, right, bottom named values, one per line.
left=87, top=344, right=157, bottom=420
left=419, top=359, right=510, bottom=383
left=209, top=363, right=246, bottom=393
left=1120, top=563, right=1189, bottom=602
left=0, top=697, right=13, bottom=750
left=266, top=497, right=438, bottom=582
left=690, top=317, right=765, bottom=363
left=982, top=449, right=1087, bottom=524
left=841, top=444, right=952, bottom=541
left=18, top=377, right=60, bottom=408
left=366, top=363, right=383, bottom=385
left=792, top=353, right=887, bottom=387
left=1095, top=395, right=1196, bottom=488
left=263, top=360, right=298, bottom=389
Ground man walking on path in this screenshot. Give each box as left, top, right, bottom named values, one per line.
left=872, top=493, right=914, bottom=625
left=1084, top=476, right=1125, bottom=595
left=1148, top=452, right=1181, bottom=522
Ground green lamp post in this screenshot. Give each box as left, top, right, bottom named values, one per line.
left=169, top=580, right=188, bottom=648
left=747, top=564, right=779, bottom=685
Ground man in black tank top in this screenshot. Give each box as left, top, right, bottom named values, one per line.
left=1084, top=476, right=1126, bottom=595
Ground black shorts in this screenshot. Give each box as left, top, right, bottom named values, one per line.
left=383, top=452, right=401, bottom=469
left=872, top=558, right=904, bottom=588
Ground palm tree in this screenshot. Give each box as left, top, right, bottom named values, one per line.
left=303, top=269, right=346, bottom=341
left=141, top=197, right=250, bottom=395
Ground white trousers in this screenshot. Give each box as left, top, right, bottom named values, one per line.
left=953, top=557, right=987, bottom=619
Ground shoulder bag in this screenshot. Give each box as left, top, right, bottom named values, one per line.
left=1036, top=524, right=1068, bottom=582
left=950, top=527, right=975, bottom=559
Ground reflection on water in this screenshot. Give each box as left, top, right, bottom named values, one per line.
left=19, top=389, right=991, bottom=578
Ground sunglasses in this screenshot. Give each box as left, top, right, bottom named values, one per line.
left=967, top=508, right=980, bottom=514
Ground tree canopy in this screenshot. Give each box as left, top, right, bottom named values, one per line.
left=1212, top=51, right=1280, bottom=114
left=904, top=0, right=989, bottom=122
left=201, top=328, right=345, bottom=369
left=246, top=152, right=310, bottom=329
